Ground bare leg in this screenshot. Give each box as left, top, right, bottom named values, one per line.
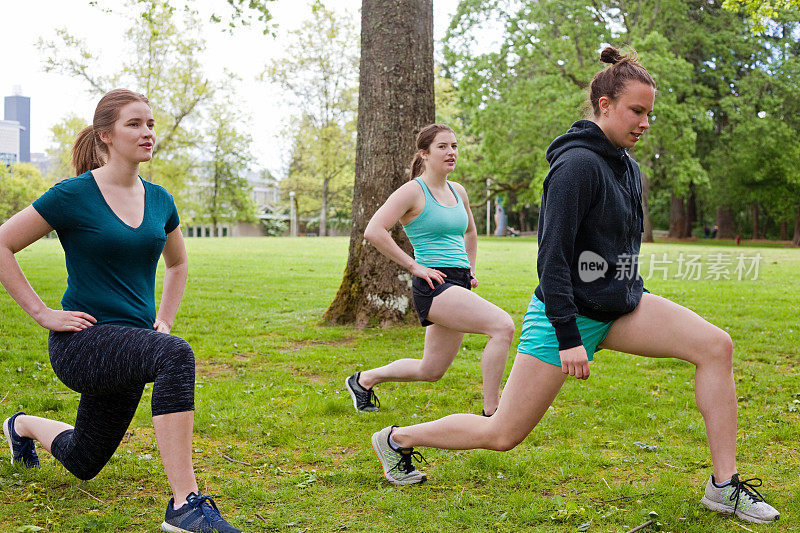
left=360, top=287, right=514, bottom=414
left=14, top=415, right=72, bottom=453
left=392, top=354, right=565, bottom=450
left=598, top=293, right=737, bottom=481
left=359, top=324, right=463, bottom=387
left=153, top=411, right=199, bottom=507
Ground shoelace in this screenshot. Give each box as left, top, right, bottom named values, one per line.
left=18, top=439, right=37, bottom=463
left=394, top=449, right=428, bottom=474
left=367, top=389, right=380, bottom=409
left=187, top=493, right=223, bottom=525
left=728, top=475, right=765, bottom=513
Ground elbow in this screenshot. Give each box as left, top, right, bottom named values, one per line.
left=363, top=224, right=379, bottom=245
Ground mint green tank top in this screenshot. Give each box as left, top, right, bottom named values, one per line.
left=402, top=177, right=471, bottom=269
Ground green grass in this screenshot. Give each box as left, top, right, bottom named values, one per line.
left=0, top=236, right=798, bottom=532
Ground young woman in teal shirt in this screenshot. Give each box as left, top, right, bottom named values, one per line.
left=0, top=89, right=241, bottom=533
left=345, top=124, right=514, bottom=423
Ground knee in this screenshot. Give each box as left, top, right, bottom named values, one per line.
left=165, top=336, right=195, bottom=366
left=71, top=464, right=102, bottom=481
left=64, top=456, right=105, bottom=481
left=702, top=329, right=733, bottom=369
left=418, top=365, right=447, bottom=382
left=487, top=431, right=525, bottom=452
left=490, top=314, right=515, bottom=343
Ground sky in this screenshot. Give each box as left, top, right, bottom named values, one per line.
left=2, top=0, right=461, bottom=178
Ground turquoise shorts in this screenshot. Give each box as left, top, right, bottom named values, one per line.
left=517, top=295, right=614, bottom=367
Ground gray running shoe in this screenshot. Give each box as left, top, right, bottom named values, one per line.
left=345, top=372, right=380, bottom=412
left=700, top=474, right=779, bottom=523
left=371, top=425, right=426, bottom=485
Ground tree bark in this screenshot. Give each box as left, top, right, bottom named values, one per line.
left=684, top=185, right=696, bottom=238
left=641, top=167, right=654, bottom=242
left=324, top=0, right=434, bottom=327
left=793, top=205, right=800, bottom=247
left=716, top=206, right=735, bottom=239
left=780, top=220, right=788, bottom=241
left=752, top=200, right=760, bottom=239
left=668, top=193, right=688, bottom=238
left=320, top=177, right=329, bottom=237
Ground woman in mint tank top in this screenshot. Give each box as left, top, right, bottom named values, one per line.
left=345, top=124, right=515, bottom=420
left=0, top=90, right=241, bottom=532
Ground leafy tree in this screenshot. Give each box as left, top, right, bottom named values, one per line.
left=0, top=163, right=49, bottom=222
left=196, top=98, right=257, bottom=232
left=280, top=115, right=355, bottom=234
left=266, top=1, right=358, bottom=236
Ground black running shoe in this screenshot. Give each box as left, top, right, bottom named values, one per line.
left=345, top=372, right=380, bottom=412
left=3, top=412, right=39, bottom=468
left=161, top=492, right=242, bottom=533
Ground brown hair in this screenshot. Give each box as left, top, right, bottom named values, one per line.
left=588, top=46, right=656, bottom=117
left=408, top=123, right=455, bottom=180
left=71, top=89, right=150, bottom=175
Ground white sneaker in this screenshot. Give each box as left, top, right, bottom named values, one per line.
left=370, top=425, right=426, bottom=486
left=700, top=474, right=779, bottom=523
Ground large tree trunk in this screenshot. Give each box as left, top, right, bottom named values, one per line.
left=716, top=206, right=735, bottom=239
left=780, top=220, right=788, bottom=241
left=793, top=205, right=800, bottom=247
left=324, top=0, right=434, bottom=327
left=641, top=167, right=654, bottom=242
left=668, top=194, right=688, bottom=238
left=752, top=200, right=760, bottom=239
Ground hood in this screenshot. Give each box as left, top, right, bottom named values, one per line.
left=546, top=120, right=628, bottom=175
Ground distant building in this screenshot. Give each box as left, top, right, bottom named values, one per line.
left=4, top=86, right=30, bottom=163
left=0, top=119, right=21, bottom=166
left=184, top=170, right=284, bottom=237
left=30, top=152, right=54, bottom=177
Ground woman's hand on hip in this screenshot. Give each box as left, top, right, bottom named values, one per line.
left=410, top=263, right=447, bottom=289
left=469, top=273, right=479, bottom=289
left=559, top=345, right=590, bottom=380
left=35, top=308, right=96, bottom=332
left=153, top=319, right=171, bottom=334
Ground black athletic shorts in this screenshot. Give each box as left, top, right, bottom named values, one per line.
left=412, top=266, right=472, bottom=326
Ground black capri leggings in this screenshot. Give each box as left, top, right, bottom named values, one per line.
left=47, top=324, right=195, bottom=481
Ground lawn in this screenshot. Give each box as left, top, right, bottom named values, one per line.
left=0, top=236, right=798, bottom=532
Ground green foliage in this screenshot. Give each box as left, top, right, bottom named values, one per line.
left=723, top=0, right=800, bottom=31
left=266, top=2, right=358, bottom=236
left=443, top=0, right=800, bottom=238
left=44, top=114, right=86, bottom=182
left=0, top=237, right=798, bottom=530
left=189, top=95, right=257, bottom=228
left=0, top=164, right=49, bottom=223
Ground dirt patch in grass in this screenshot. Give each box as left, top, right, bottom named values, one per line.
left=282, top=336, right=356, bottom=352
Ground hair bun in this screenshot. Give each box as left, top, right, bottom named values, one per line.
left=600, top=46, right=624, bottom=65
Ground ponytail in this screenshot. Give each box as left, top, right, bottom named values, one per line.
left=71, top=126, right=104, bottom=175
left=409, top=152, right=425, bottom=181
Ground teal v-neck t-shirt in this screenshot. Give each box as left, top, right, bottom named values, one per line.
left=32, top=171, right=180, bottom=329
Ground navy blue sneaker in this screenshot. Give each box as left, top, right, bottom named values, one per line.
left=161, top=492, right=242, bottom=533
left=3, top=412, right=39, bottom=468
